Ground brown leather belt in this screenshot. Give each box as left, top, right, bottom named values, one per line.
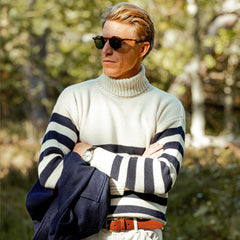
left=105, top=218, right=164, bottom=231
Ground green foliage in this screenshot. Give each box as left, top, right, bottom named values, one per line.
left=1, top=0, right=118, bottom=119
left=204, top=54, right=217, bottom=69
left=164, top=147, right=240, bottom=240
left=1, top=166, right=37, bottom=240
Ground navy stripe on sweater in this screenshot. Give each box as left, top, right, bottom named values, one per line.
left=151, top=126, right=185, bottom=144
left=110, top=155, right=123, bottom=180
left=109, top=205, right=166, bottom=221
left=164, top=141, right=184, bottom=157
left=111, top=191, right=168, bottom=206
left=50, top=113, right=79, bottom=136
left=161, top=162, right=172, bottom=193
left=39, top=158, right=62, bottom=186
left=98, top=144, right=145, bottom=155
left=126, top=157, right=138, bottom=190
left=144, top=158, right=154, bottom=193
left=161, top=153, right=180, bottom=174
left=42, top=131, right=75, bottom=151
left=39, top=147, right=64, bottom=162
left=99, top=127, right=184, bottom=156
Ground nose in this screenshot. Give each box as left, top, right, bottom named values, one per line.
left=102, top=39, right=113, bottom=55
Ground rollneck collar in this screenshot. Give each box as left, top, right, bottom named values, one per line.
left=97, top=65, right=150, bottom=97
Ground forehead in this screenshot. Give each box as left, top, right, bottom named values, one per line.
left=102, top=20, right=137, bottom=38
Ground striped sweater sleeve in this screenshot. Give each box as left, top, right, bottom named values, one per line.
left=90, top=116, right=185, bottom=195
left=38, top=88, right=80, bottom=188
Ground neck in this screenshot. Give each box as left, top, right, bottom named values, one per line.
left=97, top=65, right=150, bottom=97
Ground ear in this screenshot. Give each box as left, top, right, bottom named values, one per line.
left=138, top=42, right=150, bottom=59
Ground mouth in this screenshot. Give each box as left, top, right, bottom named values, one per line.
left=102, top=59, right=115, bottom=64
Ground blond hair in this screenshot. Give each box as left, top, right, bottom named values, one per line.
left=102, top=2, right=155, bottom=56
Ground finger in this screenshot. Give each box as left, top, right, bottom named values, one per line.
left=149, top=143, right=164, bottom=154
left=153, top=142, right=164, bottom=149
left=142, top=143, right=164, bottom=158
left=150, top=149, right=164, bottom=158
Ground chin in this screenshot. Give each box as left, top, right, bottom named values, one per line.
left=103, top=68, right=120, bottom=79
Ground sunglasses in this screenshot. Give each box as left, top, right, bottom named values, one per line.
left=92, top=36, right=145, bottom=50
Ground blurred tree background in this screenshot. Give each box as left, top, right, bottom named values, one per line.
left=0, top=0, right=240, bottom=239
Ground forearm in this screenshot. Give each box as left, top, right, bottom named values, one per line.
left=73, top=141, right=164, bottom=194
left=89, top=124, right=185, bottom=195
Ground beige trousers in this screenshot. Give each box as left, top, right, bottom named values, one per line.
left=83, top=219, right=163, bottom=240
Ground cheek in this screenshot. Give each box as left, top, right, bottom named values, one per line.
left=122, top=52, right=139, bottom=67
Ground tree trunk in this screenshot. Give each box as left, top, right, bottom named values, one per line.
left=187, top=0, right=206, bottom=145
left=25, top=31, right=49, bottom=135
left=23, top=0, right=49, bottom=137
left=187, top=57, right=206, bottom=140
left=223, top=50, right=239, bottom=134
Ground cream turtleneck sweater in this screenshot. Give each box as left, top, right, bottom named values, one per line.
left=38, top=65, right=185, bottom=225
left=97, top=66, right=149, bottom=97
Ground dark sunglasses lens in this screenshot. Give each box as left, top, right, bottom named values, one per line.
left=109, top=37, right=121, bottom=50
left=94, top=37, right=105, bottom=49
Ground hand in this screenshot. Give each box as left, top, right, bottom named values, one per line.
left=142, top=142, right=164, bottom=158
left=73, top=142, right=92, bottom=158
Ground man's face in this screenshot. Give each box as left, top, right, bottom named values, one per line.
left=101, top=20, right=143, bottom=79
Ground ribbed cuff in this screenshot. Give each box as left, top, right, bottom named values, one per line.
left=90, top=147, right=114, bottom=176
left=110, top=178, right=125, bottom=195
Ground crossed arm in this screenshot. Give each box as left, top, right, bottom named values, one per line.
left=39, top=112, right=185, bottom=194
left=73, top=141, right=164, bottom=159
left=73, top=141, right=164, bottom=192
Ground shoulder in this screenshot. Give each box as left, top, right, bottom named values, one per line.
left=53, top=79, right=97, bottom=111
left=57, top=78, right=98, bottom=101
left=148, top=84, right=184, bottom=108
left=63, top=79, right=97, bottom=94
left=51, top=79, right=98, bottom=121
left=147, top=84, right=185, bottom=119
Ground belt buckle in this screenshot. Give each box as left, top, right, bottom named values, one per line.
left=105, top=219, right=113, bottom=231
left=105, top=220, right=110, bottom=230
left=105, top=218, right=126, bottom=231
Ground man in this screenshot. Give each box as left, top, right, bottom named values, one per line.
left=38, top=2, right=185, bottom=239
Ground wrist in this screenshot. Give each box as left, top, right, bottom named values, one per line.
left=82, top=147, right=96, bottom=162
left=73, top=142, right=93, bottom=159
